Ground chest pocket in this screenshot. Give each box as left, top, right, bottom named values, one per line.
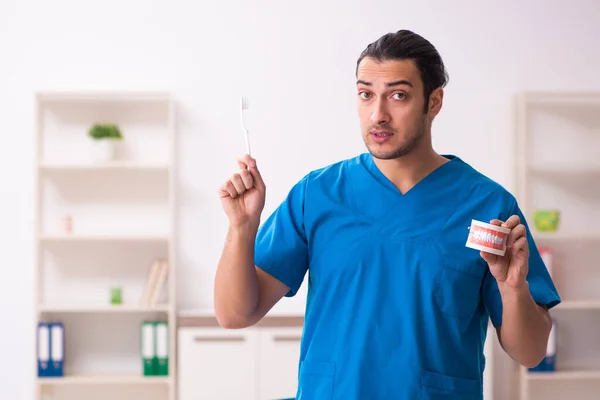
left=434, top=253, right=487, bottom=320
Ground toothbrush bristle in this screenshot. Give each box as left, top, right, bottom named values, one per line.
left=241, top=96, right=249, bottom=110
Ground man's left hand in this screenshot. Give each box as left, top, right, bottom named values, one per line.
left=481, top=215, right=529, bottom=289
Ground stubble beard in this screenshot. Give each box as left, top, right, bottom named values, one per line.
left=365, top=117, right=426, bottom=160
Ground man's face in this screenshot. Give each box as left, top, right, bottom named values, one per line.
left=356, top=57, right=431, bottom=160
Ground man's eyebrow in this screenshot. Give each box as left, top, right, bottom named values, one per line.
left=386, top=80, right=413, bottom=87
left=356, top=79, right=413, bottom=87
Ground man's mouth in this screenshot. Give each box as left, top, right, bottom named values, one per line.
left=370, top=130, right=393, bottom=143
left=371, top=131, right=392, bottom=137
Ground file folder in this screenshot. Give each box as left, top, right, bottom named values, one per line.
left=155, top=321, right=169, bottom=376
left=50, top=322, right=65, bottom=377
left=141, top=321, right=156, bottom=376
left=37, top=323, right=51, bottom=377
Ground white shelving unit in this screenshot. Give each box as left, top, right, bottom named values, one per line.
left=34, top=91, right=177, bottom=400
left=515, top=92, right=600, bottom=400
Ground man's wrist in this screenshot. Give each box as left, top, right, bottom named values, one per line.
left=498, top=280, right=530, bottom=302
left=230, top=219, right=260, bottom=235
left=228, top=221, right=260, bottom=246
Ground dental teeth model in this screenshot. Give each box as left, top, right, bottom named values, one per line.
left=465, top=219, right=511, bottom=256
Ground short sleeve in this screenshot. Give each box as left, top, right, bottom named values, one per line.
left=254, top=177, right=309, bottom=297
left=483, top=198, right=562, bottom=327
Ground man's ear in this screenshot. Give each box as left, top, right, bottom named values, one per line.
left=428, top=87, right=444, bottom=117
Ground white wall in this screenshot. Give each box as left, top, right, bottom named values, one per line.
left=1, top=0, right=599, bottom=398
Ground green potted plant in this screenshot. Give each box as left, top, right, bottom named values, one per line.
left=88, top=123, right=123, bottom=162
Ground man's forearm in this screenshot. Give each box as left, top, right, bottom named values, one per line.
left=214, top=223, right=260, bottom=323
left=498, top=281, right=552, bottom=368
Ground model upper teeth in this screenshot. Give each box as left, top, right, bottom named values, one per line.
left=471, top=230, right=503, bottom=245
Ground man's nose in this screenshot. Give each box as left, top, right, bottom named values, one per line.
left=370, top=99, right=390, bottom=125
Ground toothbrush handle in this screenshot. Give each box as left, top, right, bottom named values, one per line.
left=245, top=130, right=251, bottom=156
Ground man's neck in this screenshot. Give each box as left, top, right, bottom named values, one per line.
left=373, top=146, right=449, bottom=195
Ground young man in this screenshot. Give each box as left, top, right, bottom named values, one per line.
left=215, top=29, right=560, bottom=399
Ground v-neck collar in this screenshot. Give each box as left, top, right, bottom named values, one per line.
left=362, top=152, right=461, bottom=197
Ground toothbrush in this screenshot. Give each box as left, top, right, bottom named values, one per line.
left=240, top=96, right=251, bottom=156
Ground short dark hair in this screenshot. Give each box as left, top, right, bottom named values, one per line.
left=356, top=30, right=449, bottom=112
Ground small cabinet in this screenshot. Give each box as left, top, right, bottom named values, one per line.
left=258, top=327, right=303, bottom=400
left=178, top=324, right=303, bottom=400
left=178, top=327, right=259, bottom=400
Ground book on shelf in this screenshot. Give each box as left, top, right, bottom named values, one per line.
left=140, top=259, right=169, bottom=307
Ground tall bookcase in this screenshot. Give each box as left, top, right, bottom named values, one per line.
left=515, top=92, right=600, bottom=400
left=34, top=92, right=177, bottom=400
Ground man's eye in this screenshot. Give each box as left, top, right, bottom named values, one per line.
left=393, top=93, right=407, bottom=100
left=359, top=92, right=371, bottom=99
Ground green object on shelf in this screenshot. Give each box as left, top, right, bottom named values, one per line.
left=155, top=321, right=169, bottom=376
left=140, top=320, right=169, bottom=377
left=110, top=287, right=122, bottom=305
left=141, top=321, right=156, bottom=376
left=533, top=209, right=560, bottom=232
left=88, top=123, right=123, bottom=140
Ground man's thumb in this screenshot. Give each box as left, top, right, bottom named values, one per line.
left=250, top=165, right=265, bottom=190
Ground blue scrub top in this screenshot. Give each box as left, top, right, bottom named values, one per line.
left=254, top=153, right=561, bottom=400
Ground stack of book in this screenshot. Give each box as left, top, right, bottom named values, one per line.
left=140, top=258, right=169, bottom=307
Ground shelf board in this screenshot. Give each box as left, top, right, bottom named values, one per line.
left=532, top=232, right=600, bottom=241
left=529, top=165, right=600, bottom=175
left=522, top=92, right=600, bottom=105
left=554, top=300, right=600, bottom=310
left=527, top=369, right=600, bottom=381
left=40, top=162, right=170, bottom=172
left=38, top=373, right=171, bottom=385
left=37, top=91, right=172, bottom=103
left=40, top=234, right=169, bottom=243
left=39, top=304, right=170, bottom=313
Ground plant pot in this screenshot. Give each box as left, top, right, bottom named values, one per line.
left=110, top=287, right=123, bottom=305
left=90, top=139, right=116, bottom=163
